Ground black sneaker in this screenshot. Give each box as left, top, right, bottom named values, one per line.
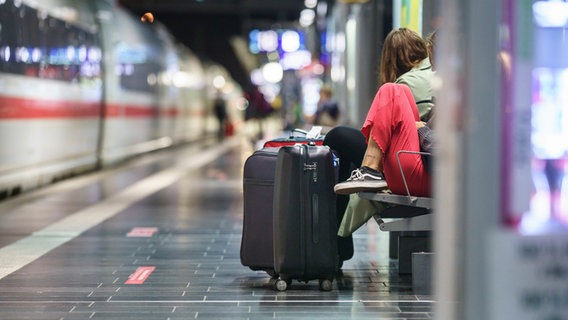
left=333, top=166, right=388, bottom=195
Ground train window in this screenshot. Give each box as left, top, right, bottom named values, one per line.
left=117, top=60, right=161, bottom=93
left=115, top=44, right=162, bottom=93
left=0, top=0, right=102, bottom=83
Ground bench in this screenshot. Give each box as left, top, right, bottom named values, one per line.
left=358, top=191, right=432, bottom=231
left=358, top=150, right=433, bottom=231
left=357, top=150, right=433, bottom=275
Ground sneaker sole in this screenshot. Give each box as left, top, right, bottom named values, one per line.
left=334, top=181, right=388, bottom=195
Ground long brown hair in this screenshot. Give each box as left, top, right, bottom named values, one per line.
left=426, top=30, right=437, bottom=70
left=378, top=28, right=429, bottom=86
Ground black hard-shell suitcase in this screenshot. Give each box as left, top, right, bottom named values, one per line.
left=264, top=136, right=354, bottom=267
left=272, top=144, right=339, bottom=291
left=240, top=147, right=279, bottom=277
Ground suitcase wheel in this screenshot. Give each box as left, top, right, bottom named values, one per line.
left=319, top=279, right=333, bottom=291
left=274, top=279, right=288, bottom=291
left=268, top=277, right=278, bottom=287
left=266, top=269, right=277, bottom=278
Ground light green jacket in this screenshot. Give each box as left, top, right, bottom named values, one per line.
left=395, top=58, right=435, bottom=121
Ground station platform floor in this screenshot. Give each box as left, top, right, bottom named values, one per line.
left=0, top=122, right=434, bottom=319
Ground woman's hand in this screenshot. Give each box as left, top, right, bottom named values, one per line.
left=415, top=121, right=426, bottom=128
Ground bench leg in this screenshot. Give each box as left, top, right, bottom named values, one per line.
left=398, top=232, right=431, bottom=274
left=412, top=252, right=434, bottom=294
left=389, top=231, right=399, bottom=259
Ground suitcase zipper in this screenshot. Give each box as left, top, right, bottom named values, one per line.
left=299, top=145, right=307, bottom=272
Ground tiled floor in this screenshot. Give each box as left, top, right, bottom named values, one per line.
left=0, top=135, right=434, bottom=319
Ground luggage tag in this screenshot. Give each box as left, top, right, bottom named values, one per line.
left=305, top=126, right=322, bottom=139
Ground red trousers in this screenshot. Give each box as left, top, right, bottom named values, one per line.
left=361, top=83, right=431, bottom=197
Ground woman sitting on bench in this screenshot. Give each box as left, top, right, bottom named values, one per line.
left=333, top=83, right=433, bottom=197
left=331, top=83, right=435, bottom=236
left=326, top=28, right=436, bottom=236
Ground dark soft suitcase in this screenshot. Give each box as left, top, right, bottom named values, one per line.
left=272, top=144, right=339, bottom=291
left=240, top=147, right=279, bottom=277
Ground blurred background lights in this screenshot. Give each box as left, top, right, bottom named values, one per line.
left=2, top=46, right=10, bottom=62
left=304, top=0, right=317, bottom=9
left=78, top=46, right=87, bottom=62
left=172, top=71, right=191, bottom=88
left=262, top=62, right=283, bottom=83
left=533, top=0, right=568, bottom=27
left=237, top=97, right=249, bottom=111
left=281, top=30, right=301, bottom=52
left=312, top=62, right=324, bottom=75
left=212, top=75, right=226, bottom=89
left=250, top=69, right=264, bottom=86
left=248, top=28, right=306, bottom=57
left=16, top=47, right=29, bottom=63
left=280, top=50, right=311, bottom=70
left=31, top=48, right=41, bottom=63
left=258, top=30, right=278, bottom=52
left=317, top=1, right=328, bottom=16
left=267, top=51, right=280, bottom=61
left=299, top=9, right=315, bottom=27
left=147, top=73, right=157, bottom=86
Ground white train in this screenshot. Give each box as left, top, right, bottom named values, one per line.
left=0, top=0, right=240, bottom=198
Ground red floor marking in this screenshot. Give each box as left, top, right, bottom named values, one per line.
left=126, top=227, right=158, bottom=237
left=125, top=266, right=156, bottom=284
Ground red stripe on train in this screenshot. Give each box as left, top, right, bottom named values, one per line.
left=0, top=96, right=100, bottom=118
left=0, top=96, right=179, bottom=119
left=105, top=104, right=179, bottom=117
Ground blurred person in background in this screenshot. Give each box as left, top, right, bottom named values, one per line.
left=313, top=84, right=340, bottom=128
left=213, top=93, right=228, bottom=141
